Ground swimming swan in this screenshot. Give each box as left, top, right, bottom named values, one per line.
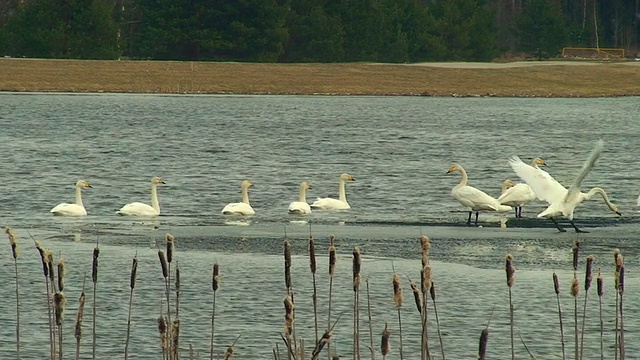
left=288, top=181, right=312, bottom=214
left=509, top=140, right=621, bottom=232
left=310, top=173, right=355, bottom=210
left=222, top=180, right=255, bottom=215
left=498, top=158, right=545, bottom=218
left=447, top=163, right=512, bottom=226
left=50, top=180, right=92, bottom=216
left=117, top=177, right=166, bottom=216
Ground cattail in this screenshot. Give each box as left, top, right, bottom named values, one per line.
left=478, top=328, right=489, bottom=360
left=210, top=263, right=220, bottom=360
left=91, top=244, right=99, bottom=360
left=130, top=257, right=138, bottom=289
left=125, top=256, right=138, bottom=360
left=224, top=335, right=240, bottom=360
left=352, top=247, right=361, bottom=291
left=166, top=233, right=175, bottom=263
left=552, top=272, right=566, bottom=360
left=585, top=255, right=595, bottom=291
left=580, top=255, right=596, bottom=360
left=91, top=246, right=99, bottom=283
left=421, top=266, right=432, bottom=295
left=171, top=317, right=180, bottom=359
left=284, top=296, right=294, bottom=336
left=393, top=274, right=403, bottom=308
left=35, top=241, right=48, bottom=277
left=410, top=281, right=422, bottom=314
left=175, top=265, right=181, bottom=293
left=618, top=265, right=625, bottom=295
left=505, top=254, right=515, bottom=287
left=381, top=323, right=390, bottom=358
left=46, top=250, right=54, bottom=282
left=420, top=235, right=430, bottom=267
left=571, top=273, right=579, bottom=297
left=157, top=316, right=168, bottom=351
left=54, top=292, right=66, bottom=326
left=329, top=238, right=336, bottom=277
left=284, top=240, right=292, bottom=291
left=311, top=329, right=332, bottom=359
left=553, top=272, right=560, bottom=295
left=597, top=270, right=603, bottom=297
left=597, top=268, right=604, bottom=360
left=158, top=249, right=168, bottom=279
left=6, top=227, right=18, bottom=259
left=309, top=236, right=318, bottom=344
left=212, top=263, right=220, bottom=291
left=57, top=259, right=66, bottom=292
left=572, top=240, right=580, bottom=271
left=327, top=234, right=337, bottom=358
left=309, top=237, right=316, bottom=274
left=75, top=285, right=86, bottom=340
left=429, top=281, right=436, bottom=301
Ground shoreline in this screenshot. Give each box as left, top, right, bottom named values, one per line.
left=1, top=58, right=639, bottom=97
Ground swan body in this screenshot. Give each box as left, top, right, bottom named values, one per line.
left=50, top=180, right=92, bottom=216
left=117, top=177, right=166, bottom=217
left=222, top=180, right=255, bottom=215
left=447, top=163, right=512, bottom=225
left=509, top=140, right=620, bottom=232
left=498, top=158, right=544, bottom=218
left=310, top=173, right=355, bottom=210
left=289, top=181, right=312, bottom=214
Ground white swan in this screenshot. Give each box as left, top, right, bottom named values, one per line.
left=288, top=181, right=312, bottom=214
left=310, top=173, right=355, bottom=210
left=447, top=163, right=512, bottom=226
left=499, top=158, right=547, bottom=217
left=117, top=177, right=166, bottom=216
left=509, top=140, right=620, bottom=232
left=221, top=180, right=255, bottom=215
left=50, top=180, right=92, bottom=216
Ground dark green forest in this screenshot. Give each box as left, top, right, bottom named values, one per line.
left=0, top=0, right=638, bottom=62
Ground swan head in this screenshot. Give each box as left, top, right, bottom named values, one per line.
left=340, top=173, right=355, bottom=182
left=75, top=180, right=92, bottom=189
left=531, top=158, right=547, bottom=167
left=300, top=181, right=312, bottom=190
left=503, top=179, right=516, bottom=188
left=151, top=177, right=166, bottom=185
left=446, top=163, right=463, bottom=174
left=241, top=180, right=254, bottom=189
left=610, top=204, right=622, bottom=216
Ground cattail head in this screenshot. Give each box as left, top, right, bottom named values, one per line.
left=284, top=240, right=292, bottom=290
left=308, top=237, right=316, bottom=274
left=353, top=247, right=361, bottom=291
left=614, top=251, right=623, bottom=290
left=392, top=274, right=403, bottom=308
left=597, top=268, right=603, bottom=297
left=329, top=241, right=336, bottom=277
left=157, top=316, right=168, bottom=350
left=130, top=256, right=138, bottom=289
left=618, top=266, right=625, bottom=295
left=171, top=317, right=180, bottom=355
left=92, top=246, right=100, bottom=283
left=421, top=265, right=432, bottom=295
left=584, top=255, right=595, bottom=291
left=5, top=227, right=18, bottom=259
left=430, top=281, right=436, bottom=301
left=53, top=292, right=66, bottom=326
left=175, top=264, right=180, bottom=293
left=212, top=263, right=220, bottom=291
left=420, top=235, right=430, bottom=266
left=572, top=240, right=580, bottom=271
left=410, top=280, right=422, bottom=314
left=553, top=272, right=560, bottom=295
left=57, top=258, right=66, bottom=292
left=381, top=323, right=390, bottom=356
left=46, top=250, right=54, bottom=281
left=284, top=295, right=294, bottom=336
left=224, top=346, right=233, bottom=360
left=505, top=254, right=515, bottom=288
left=158, top=249, right=168, bottom=279
left=166, top=233, right=175, bottom=263
left=571, top=272, right=579, bottom=297
left=75, top=289, right=86, bottom=340
left=478, top=328, right=489, bottom=360
left=35, top=241, right=48, bottom=277
left=312, top=329, right=333, bottom=358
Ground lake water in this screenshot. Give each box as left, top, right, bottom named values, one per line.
left=0, top=93, right=639, bottom=359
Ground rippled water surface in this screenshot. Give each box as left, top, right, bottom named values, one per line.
left=0, top=93, right=639, bottom=359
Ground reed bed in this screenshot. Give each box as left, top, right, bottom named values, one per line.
left=2, top=229, right=634, bottom=359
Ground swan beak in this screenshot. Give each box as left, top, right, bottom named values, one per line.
left=446, top=169, right=453, bottom=174
left=615, top=211, right=622, bottom=216
left=86, top=184, right=93, bottom=188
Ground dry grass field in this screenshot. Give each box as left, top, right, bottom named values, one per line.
left=1, top=57, right=639, bottom=97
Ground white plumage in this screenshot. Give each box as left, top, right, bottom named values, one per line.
left=222, top=180, right=255, bottom=216
left=50, top=180, right=92, bottom=216
left=288, top=181, right=312, bottom=214
left=117, top=177, right=166, bottom=217
left=311, top=173, right=355, bottom=210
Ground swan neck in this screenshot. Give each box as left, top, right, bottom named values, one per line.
left=456, top=167, right=468, bottom=189
left=338, top=179, right=347, bottom=202
left=242, top=186, right=250, bottom=204
left=151, top=183, right=160, bottom=212
left=588, top=187, right=615, bottom=208
left=299, top=186, right=307, bottom=203
left=75, top=185, right=83, bottom=206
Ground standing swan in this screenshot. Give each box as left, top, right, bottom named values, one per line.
left=499, top=158, right=546, bottom=218
left=447, top=164, right=512, bottom=226
left=117, top=177, right=166, bottom=216
left=50, top=180, right=92, bottom=216
left=288, top=181, right=313, bottom=214
left=509, top=140, right=621, bottom=232
left=310, top=173, right=355, bottom=210
left=222, top=180, right=255, bottom=215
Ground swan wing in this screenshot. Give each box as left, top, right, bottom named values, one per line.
left=565, top=140, right=604, bottom=201
left=288, top=201, right=311, bottom=214
left=222, top=202, right=255, bottom=216
left=509, top=156, right=567, bottom=205
left=454, top=186, right=512, bottom=212
left=310, top=197, right=350, bottom=210
left=51, top=203, right=87, bottom=216
left=498, top=184, right=536, bottom=206
left=117, top=202, right=159, bottom=216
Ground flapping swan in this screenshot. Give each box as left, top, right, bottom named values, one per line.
left=310, top=173, right=355, bottom=210
left=447, top=164, right=512, bottom=226
left=117, top=177, right=166, bottom=216
left=50, top=180, right=92, bottom=216
left=499, top=158, right=546, bottom=217
left=509, top=140, right=620, bottom=232
left=222, top=180, right=255, bottom=215
left=288, top=181, right=312, bottom=214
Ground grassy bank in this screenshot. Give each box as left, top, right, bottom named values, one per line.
left=1, top=58, right=639, bottom=97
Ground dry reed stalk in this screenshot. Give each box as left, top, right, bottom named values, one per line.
left=224, top=335, right=241, bottom=360
left=572, top=240, right=580, bottom=271
left=571, top=272, right=579, bottom=360
left=518, top=333, right=536, bottom=359
left=91, top=242, right=100, bottom=360
left=46, top=249, right=58, bottom=359
left=75, top=276, right=87, bottom=360
left=311, top=314, right=341, bottom=360
left=392, top=273, right=403, bottom=360
left=579, top=255, right=595, bottom=360
left=210, top=263, right=220, bottom=360
left=166, top=234, right=175, bottom=343
left=34, top=239, right=55, bottom=360
left=430, top=281, right=444, bottom=360
left=352, top=247, right=361, bottom=360
left=597, top=269, right=604, bottom=360
left=419, top=235, right=431, bottom=360
left=380, top=323, right=390, bottom=360
left=54, top=292, right=66, bottom=360
left=552, top=272, right=566, bottom=360
left=309, top=236, right=319, bottom=344
left=478, top=328, right=488, bottom=360
left=618, top=264, right=625, bottom=359
left=172, top=317, right=180, bottom=360
left=6, top=227, right=20, bottom=359
left=505, top=254, right=515, bottom=360
left=327, top=235, right=336, bottom=360
left=365, top=279, right=375, bottom=360
left=125, top=255, right=138, bottom=360
left=285, top=240, right=292, bottom=294
left=614, top=249, right=620, bottom=360
left=158, top=247, right=172, bottom=357
left=420, top=266, right=433, bottom=360
left=175, top=264, right=181, bottom=317
left=284, top=295, right=295, bottom=360
left=158, top=315, right=168, bottom=360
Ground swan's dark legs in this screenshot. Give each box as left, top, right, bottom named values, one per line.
left=514, top=207, right=519, bottom=218
left=466, top=211, right=472, bottom=226
left=518, top=206, right=523, bottom=218
left=550, top=217, right=567, bottom=232
left=474, top=211, right=479, bottom=226
left=569, top=220, right=589, bottom=233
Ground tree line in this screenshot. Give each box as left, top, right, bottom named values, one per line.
left=0, top=0, right=638, bottom=62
